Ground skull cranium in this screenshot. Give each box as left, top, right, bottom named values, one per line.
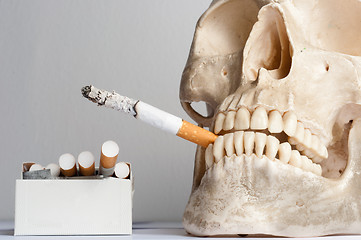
left=180, top=0, right=361, bottom=237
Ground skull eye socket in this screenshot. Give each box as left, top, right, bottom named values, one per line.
left=191, top=101, right=212, bottom=119
left=193, top=0, right=260, bottom=57
left=181, top=101, right=214, bottom=127
left=296, top=0, right=361, bottom=56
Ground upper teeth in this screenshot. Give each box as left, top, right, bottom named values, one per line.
left=283, top=111, right=298, bottom=136
left=268, top=110, right=283, bottom=133
left=206, top=132, right=322, bottom=176
left=212, top=106, right=328, bottom=174
left=234, top=107, right=250, bottom=130
left=250, top=107, right=268, bottom=130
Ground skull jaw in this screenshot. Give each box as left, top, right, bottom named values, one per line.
left=183, top=120, right=361, bottom=237
left=183, top=156, right=360, bottom=237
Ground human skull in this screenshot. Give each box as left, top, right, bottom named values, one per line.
left=180, top=0, right=361, bottom=237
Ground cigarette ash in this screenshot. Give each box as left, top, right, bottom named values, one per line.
left=82, top=85, right=138, bottom=115
left=82, top=85, right=108, bottom=105
left=81, top=85, right=93, bottom=101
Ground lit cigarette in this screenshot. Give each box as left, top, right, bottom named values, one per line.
left=78, top=151, right=95, bottom=176
left=114, top=162, right=130, bottom=179
left=59, top=153, right=77, bottom=177
left=29, top=164, right=44, bottom=172
left=45, top=163, right=61, bottom=177
left=99, top=140, right=119, bottom=177
left=81, top=85, right=218, bottom=148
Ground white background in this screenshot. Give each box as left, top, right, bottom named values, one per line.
left=0, top=0, right=210, bottom=221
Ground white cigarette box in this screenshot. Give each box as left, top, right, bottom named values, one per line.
left=15, top=165, right=133, bottom=236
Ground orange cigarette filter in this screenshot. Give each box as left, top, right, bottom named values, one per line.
left=100, top=140, right=119, bottom=169
left=59, top=153, right=77, bottom=177
left=100, top=152, right=118, bottom=168
left=61, top=165, right=77, bottom=177
left=79, top=162, right=95, bottom=176
left=177, top=120, right=218, bottom=148
left=78, top=151, right=96, bottom=176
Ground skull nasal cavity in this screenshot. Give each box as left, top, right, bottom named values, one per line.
left=243, top=7, right=292, bottom=81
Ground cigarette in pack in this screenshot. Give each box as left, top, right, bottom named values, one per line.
left=59, top=153, right=77, bottom=177
left=99, top=140, right=119, bottom=177
left=23, top=163, right=61, bottom=179
left=78, top=151, right=95, bottom=176
left=114, top=162, right=130, bottom=179
left=81, top=85, right=218, bottom=148
left=46, top=163, right=61, bottom=177
left=29, top=164, right=44, bottom=172
left=23, top=163, right=51, bottom=179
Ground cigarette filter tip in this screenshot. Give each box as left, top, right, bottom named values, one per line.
left=100, top=140, right=119, bottom=169
left=78, top=151, right=95, bottom=176
left=59, top=153, right=77, bottom=177
left=114, top=162, right=130, bottom=179
left=177, top=120, right=218, bottom=148
left=29, top=164, right=44, bottom=172
left=45, top=163, right=61, bottom=177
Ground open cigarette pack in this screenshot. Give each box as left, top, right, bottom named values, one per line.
left=14, top=162, right=134, bottom=236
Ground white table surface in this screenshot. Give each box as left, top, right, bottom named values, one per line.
left=1, top=221, right=361, bottom=239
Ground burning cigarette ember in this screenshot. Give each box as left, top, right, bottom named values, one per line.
left=99, top=140, right=119, bottom=177
left=81, top=85, right=218, bottom=148
left=114, top=162, right=130, bottom=179
left=78, top=151, right=95, bottom=176
left=59, top=153, right=77, bottom=177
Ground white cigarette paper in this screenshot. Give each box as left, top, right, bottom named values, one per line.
left=59, top=153, right=77, bottom=177
left=78, top=151, right=95, bottom=176
left=45, top=163, right=60, bottom=177
left=135, top=101, right=183, bottom=135
left=99, top=166, right=115, bottom=177
left=29, top=164, right=44, bottom=172
left=114, top=162, right=130, bottom=179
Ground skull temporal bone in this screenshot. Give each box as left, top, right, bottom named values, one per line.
left=180, top=0, right=361, bottom=237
